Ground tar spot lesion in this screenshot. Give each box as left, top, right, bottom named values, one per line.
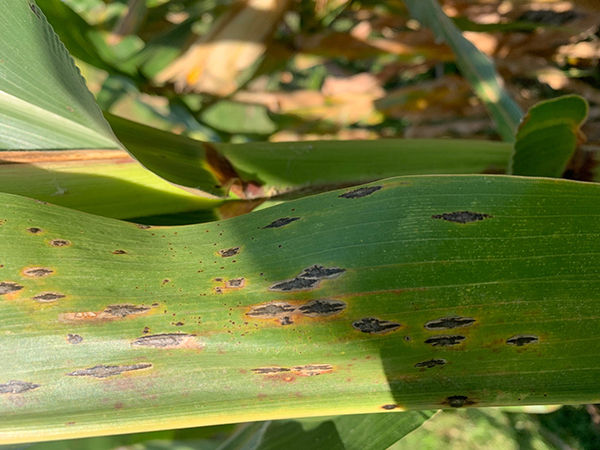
left=251, top=367, right=291, bottom=374
left=0, top=380, right=40, bottom=394
left=112, top=249, right=127, bottom=255
left=247, top=299, right=346, bottom=325
left=27, top=227, right=43, bottom=234
left=226, top=278, right=245, bottom=288
left=425, top=316, right=475, bottom=330
left=269, top=265, right=345, bottom=292
left=219, top=247, right=240, bottom=257
left=29, top=3, right=41, bottom=19
left=104, top=304, right=151, bottom=318
left=432, top=211, right=491, bottom=223
left=381, top=404, right=398, bottom=410
left=339, top=185, right=382, bottom=199
left=506, top=335, right=539, bottom=346
left=22, top=267, right=54, bottom=278
left=131, top=333, right=197, bottom=348
left=425, top=335, right=466, bottom=346
left=352, top=317, right=401, bottom=334
left=33, top=292, right=65, bottom=302
left=67, top=363, right=152, bottom=378
left=445, top=395, right=475, bottom=408
left=50, top=239, right=71, bottom=247
left=263, top=217, right=300, bottom=229
left=0, top=281, right=24, bottom=295
left=415, top=359, right=447, bottom=369
left=297, top=299, right=346, bottom=317
left=67, top=334, right=83, bottom=344
left=252, top=364, right=333, bottom=376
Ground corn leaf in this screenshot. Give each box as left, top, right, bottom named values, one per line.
left=511, top=95, right=589, bottom=177
left=0, top=0, right=119, bottom=149
left=2, top=175, right=600, bottom=443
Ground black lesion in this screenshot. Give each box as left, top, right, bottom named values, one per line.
left=269, top=265, right=345, bottom=292
left=262, top=217, right=300, bottom=229
left=298, top=299, right=346, bottom=317
left=432, top=211, right=490, bottom=223
left=424, top=335, right=465, bottom=346
left=506, top=335, right=539, bottom=346
left=352, top=317, right=401, bottom=334
left=425, top=316, right=475, bottom=330
left=339, top=185, right=382, bottom=199
left=0, top=282, right=23, bottom=295
left=414, top=359, right=447, bottom=369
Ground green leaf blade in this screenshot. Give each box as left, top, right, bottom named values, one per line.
left=0, top=0, right=118, bottom=149
left=2, top=175, right=600, bottom=443
left=511, top=95, right=589, bottom=177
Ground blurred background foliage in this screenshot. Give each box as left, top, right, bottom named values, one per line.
left=19, top=0, right=600, bottom=447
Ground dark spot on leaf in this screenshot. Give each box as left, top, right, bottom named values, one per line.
left=23, top=267, right=53, bottom=278
left=298, top=265, right=346, bottom=279
left=0, top=380, right=39, bottom=394
left=27, top=227, right=42, bottom=234
left=252, top=367, right=291, bottom=374
left=280, top=316, right=293, bottom=325
left=50, top=239, right=71, bottom=247
left=112, top=250, right=127, bottom=255
left=0, top=281, right=23, bottom=295
left=131, top=333, right=195, bottom=348
left=270, top=277, right=319, bottom=291
left=269, top=265, right=345, bottom=291
left=173, top=322, right=184, bottom=326
left=292, top=364, right=333, bottom=376
left=219, top=247, right=240, bottom=257
left=425, top=316, right=476, bottom=330
left=33, top=292, right=65, bottom=302
left=29, top=3, right=41, bottom=19
left=339, top=185, right=382, bottom=199
left=263, top=217, right=300, bottom=229
left=446, top=395, right=474, bottom=408
left=226, top=278, right=245, bottom=288
left=415, top=359, right=447, bottom=369
left=425, top=335, right=466, bottom=346
left=247, top=302, right=296, bottom=317
left=432, top=211, right=490, bottom=223
left=298, top=299, right=346, bottom=317
left=67, top=334, right=83, bottom=344
left=67, top=363, right=152, bottom=378
left=506, top=335, right=539, bottom=346
left=381, top=404, right=398, bottom=410
left=135, top=224, right=152, bottom=229
left=104, top=304, right=151, bottom=318
left=352, top=317, right=401, bottom=334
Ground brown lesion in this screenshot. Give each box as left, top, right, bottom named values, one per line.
left=60, top=303, right=154, bottom=322
left=21, top=267, right=54, bottom=278
left=67, top=363, right=152, bottom=378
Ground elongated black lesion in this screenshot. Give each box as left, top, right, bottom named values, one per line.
left=247, top=302, right=296, bottom=317
left=432, top=211, right=490, bottom=223
left=263, top=217, right=300, bottom=229
left=131, top=333, right=193, bottom=348
left=104, top=304, right=151, bottom=318
left=67, top=363, right=152, bottom=378
left=0, top=380, right=40, bottom=394
left=22, top=267, right=53, bottom=278
left=425, top=316, right=475, bottom=330
left=0, top=282, right=23, bottom=295
left=352, top=317, right=401, bottom=334
left=506, top=335, right=539, bottom=346
left=424, top=335, right=465, bottom=346
left=219, top=247, right=240, bottom=257
left=33, top=292, right=65, bottom=302
left=339, top=185, right=382, bottom=199
left=446, top=395, right=474, bottom=408
left=298, top=299, right=346, bottom=317
left=414, top=359, right=447, bottom=369
left=269, top=265, right=345, bottom=292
